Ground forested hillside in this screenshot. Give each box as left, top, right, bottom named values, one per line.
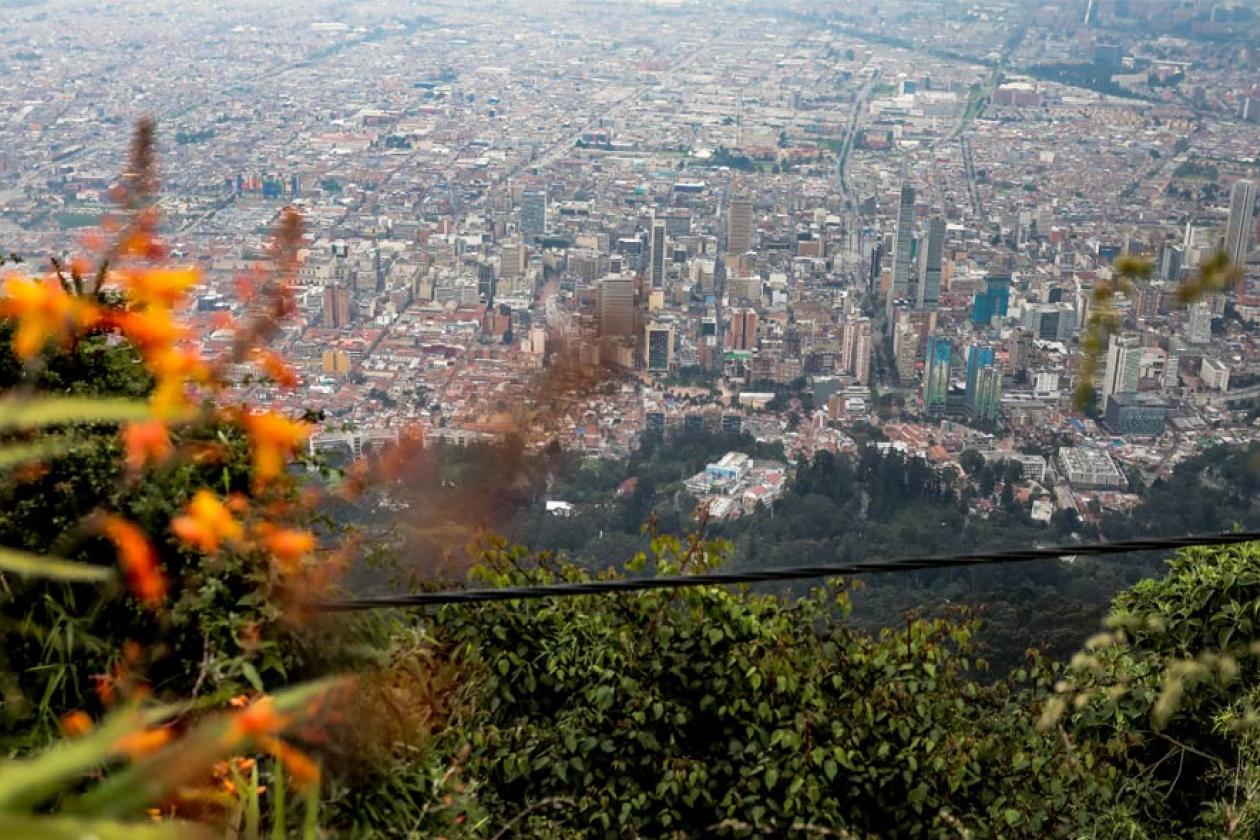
left=345, top=429, right=1260, bottom=672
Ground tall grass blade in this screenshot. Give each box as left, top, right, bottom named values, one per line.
left=270, top=758, right=286, bottom=840
left=0, top=397, right=154, bottom=431
left=0, top=814, right=214, bottom=839
left=0, top=546, right=113, bottom=583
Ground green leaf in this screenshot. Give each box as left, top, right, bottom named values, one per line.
left=1004, top=808, right=1021, bottom=826
left=0, top=546, right=114, bottom=583
left=765, top=768, right=779, bottom=790
left=0, top=397, right=156, bottom=431
left=241, top=662, right=264, bottom=692
left=824, top=759, right=838, bottom=781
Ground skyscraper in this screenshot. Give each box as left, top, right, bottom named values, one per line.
left=965, top=345, right=1000, bottom=421
left=322, top=284, right=351, bottom=328
left=972, top=274, right=1011, bottom=327
left=965, top=345, right=995, bottom=396
left=923, top=335, right=951, bottom=416
left=501, top=240, right=528, bottom=278
left=599, top=274, right=635, bottom=338
left=727, top=308, right=758, bottom=351
left=644, top=322, right=674, bottom=372
left=1224, top=179, right=1257, bottom=269
left=1187, top=302, right=1212, bottom=344
left=1006, top=331, right=1033, bottom=375
left=520, top=188, right=547, bottom=237
left=971, top=367, right=1002, bottom=423
left=1102, top=334, right=1140, bottom=410
left=842, top=318, right=873, bottom=384
left=917, top=214, right=944, bottom=310
left=648, top=216, right=667, bottom=290
left=1158, top=242, right=1184, bottom=282
left=886, top=183, right=915, bottom=318
left=727, top=198, right=754, bottom=254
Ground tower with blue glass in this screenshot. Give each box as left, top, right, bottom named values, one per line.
left=971, top=274, right=1011, bottom=327
left=923, top=336, right=952, bottom=416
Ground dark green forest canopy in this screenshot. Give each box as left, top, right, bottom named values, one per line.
left=346, top=428, right=1260, bottom=674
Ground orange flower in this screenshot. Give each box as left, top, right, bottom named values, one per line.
left=261, top=527, right=316, bottom=574
left=121, top=420, right=172, bottom=472
left=260, top=735, right=321, bottom=790
left=171, top=490, right=244, bottom=553
left=93, top=673, right=117, bottom=706
left=147, top=345, right=209, bottom=382
left=114, top=726, right=174, bottom=759
left=101, top=516, right=166, bottom=607
left=60, top=710, right=93, bottom=738
left=121, top=267, right=199, bottom=308
left=109, top=307, right=186, bottom=353
left=224, top=696, right=292, bottom=748
left=145, top=346, right=211, bottom=419
left=243, top=411, right=312, bottom=487
left=0, top=275, right=100, bottom=359
left=250, top=348, right=299, bottom=389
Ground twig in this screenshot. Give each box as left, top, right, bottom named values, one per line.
left=1165, top=746, right=1185, bottom=801
left=1057, top=725, right=1081, bottom=773
left=709, top=819, right=854, bottom=837
left=1155, top=731, right=1226, bottom=765
left=190, top=634, right=213, bottom=698
left=488, top=797, right=575, bottom=840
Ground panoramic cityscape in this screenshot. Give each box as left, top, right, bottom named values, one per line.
left=7, top=0, right=1257, bottom=531
left=3, top=0, right=1260, bottom=835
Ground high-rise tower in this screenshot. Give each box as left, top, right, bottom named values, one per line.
left=649, top=216, right=667, bottom=290
left=644, top=322, right=674, bottom=371
left=1102, top=334, right=1140, bottom=410
left=727, top=199, right=754, bottom=255
left=520, top=188, right=547, bottom=237
left=1224, top=179, right=1256, bottom=270
left=923, top=335, right=951, bottom=416
left=917, top=214, right=944, bottom=310
left=886, top=183, right=915, bottom=318
left=599, top=274, right=635, bottom=338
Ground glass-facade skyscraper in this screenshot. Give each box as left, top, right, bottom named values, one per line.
left=924, top=335, right=951, bottom=416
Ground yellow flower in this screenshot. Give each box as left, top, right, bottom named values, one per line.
left=258, top=525, right=316, bottom=574
left=171, top=490, right=244, bottom=553
left=120, top=267, right=199, bottom=309
left=243, top=411, right=312, bottom=487
left=0, top=275, right=100, bottom=359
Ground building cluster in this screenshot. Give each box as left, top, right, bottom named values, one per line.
left=683, top=452, right=787, bottom=521
left=1, top=0, right=1259, bottom=522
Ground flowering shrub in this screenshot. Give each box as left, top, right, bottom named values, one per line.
left=0, top=119, right=350, bottom=837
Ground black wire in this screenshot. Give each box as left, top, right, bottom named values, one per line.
left=310, top=530, right=1260, bottom=612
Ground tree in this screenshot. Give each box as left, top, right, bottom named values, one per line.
left=959, top=448, right=985, bottom=477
